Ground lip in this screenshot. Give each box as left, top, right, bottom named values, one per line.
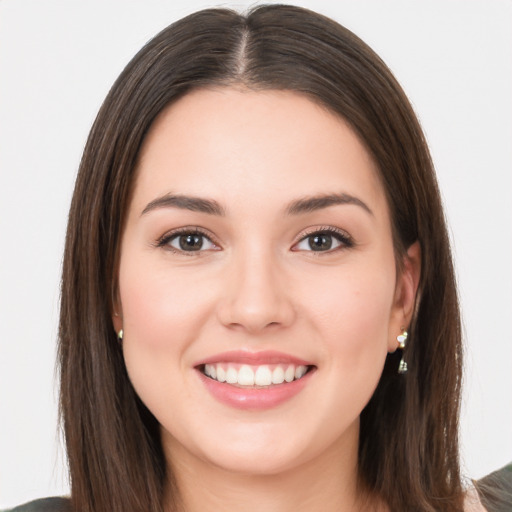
left=194, top=350, right=314, bottom=367
left=194, top=350, right=316, bottom=411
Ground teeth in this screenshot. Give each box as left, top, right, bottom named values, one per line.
left=295, top=365, right=307, bottom=379
left=272, top=366, right=285, bottom=384
left=254, top=365, right=272, bottom=386
left=226, top=367, right=238, bottom=384
left=216, top=366, right=226, bottom=382
left=284, top=365, right=295, bottom=382
left=203, top=363, right=309, bottom=387
left=238, top=365, right=255, bottom=386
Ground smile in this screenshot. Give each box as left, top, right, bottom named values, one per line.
left=195, top=351, right=316, bottom=410
left=202, top=363, right=310, bottom=387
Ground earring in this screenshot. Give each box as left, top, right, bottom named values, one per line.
left=397, top=329, right=408, bottom=374
left=117, top=329, right=124, bottom=342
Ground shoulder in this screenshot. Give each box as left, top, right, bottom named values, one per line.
left=1, top=497, right=71, bottom=512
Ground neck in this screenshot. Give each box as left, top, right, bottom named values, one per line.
left=163, top=421, right=385, bottom=512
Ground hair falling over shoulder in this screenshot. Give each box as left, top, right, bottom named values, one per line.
left=59, top=5, right=465, bottom=511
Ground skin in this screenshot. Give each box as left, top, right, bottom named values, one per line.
left=113, top=87, right=421, bottom=512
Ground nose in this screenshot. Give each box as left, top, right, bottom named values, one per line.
left=216, top=249, right=296, bottom=334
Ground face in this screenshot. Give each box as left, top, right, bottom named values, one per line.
left=114, top=88, right=417, bottom=477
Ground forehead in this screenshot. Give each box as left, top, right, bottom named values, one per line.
left=132, top=87, right=387, bottom=217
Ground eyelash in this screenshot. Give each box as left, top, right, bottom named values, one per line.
left=156, top=227, right=219, bottom=256
left=292, top=226, right=354, bottom=254
left=155, top=226, right=354, bottom=255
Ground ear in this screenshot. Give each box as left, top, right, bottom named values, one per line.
left=387, top=241, right=421, bottom=353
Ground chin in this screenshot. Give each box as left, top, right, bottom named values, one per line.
left=202, top=442, right=312, bottom=477
left=163, top=412, right=359, bottom=479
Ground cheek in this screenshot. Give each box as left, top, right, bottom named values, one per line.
left=299, top=270, right=394, bottom=434
left=118, top=252, right=213, bottom=351
left=117, top=253, right=215, bottom=414
left=306, top=263, right=394, bottom=338
left=300, top=260, right=395, bottom=388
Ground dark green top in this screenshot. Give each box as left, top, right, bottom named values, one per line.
left=475, top=462, right=512, bottom=512
left=4, top=464, right=511, bottom=511
left=1, top=498, right=70, bottom=512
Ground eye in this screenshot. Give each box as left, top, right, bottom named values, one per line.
left=158, top=229, right=219, bottom=253
left=293, top=228, right=353, bottom=253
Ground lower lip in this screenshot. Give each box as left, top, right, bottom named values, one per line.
left=197, top=369, right=314, bottom=410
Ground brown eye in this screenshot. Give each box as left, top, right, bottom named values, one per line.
left=293, top=229, right=353, bottom=253
left=307, top=234, right=333, bottom=251
left=162, top=231, right=218, bottom=253
left=177, top=234, right=204, bottom=251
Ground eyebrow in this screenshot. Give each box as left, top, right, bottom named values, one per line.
left=141, top=193, right=225, bottom=216
left=141, top=192, right=372, bottom=217
left=286, top=193, right=373, bottom=216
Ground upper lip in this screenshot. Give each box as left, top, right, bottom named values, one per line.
left=194, top=350, right=315, bottom=367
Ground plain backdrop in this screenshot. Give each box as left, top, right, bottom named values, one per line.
left=0, top=0, right=511, bottom=507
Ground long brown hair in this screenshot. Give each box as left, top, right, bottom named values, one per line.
left=59, top=5, right=463, bottom=511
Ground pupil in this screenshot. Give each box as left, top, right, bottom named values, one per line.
left=179, top=234, right=203, bottom=251
left=309, top=234, right=332, bottom=251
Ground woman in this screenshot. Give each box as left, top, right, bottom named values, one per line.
left=4, top=4, right=508, bottom=512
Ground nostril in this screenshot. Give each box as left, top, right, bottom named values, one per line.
left=215, top=273, right=296, bottom=332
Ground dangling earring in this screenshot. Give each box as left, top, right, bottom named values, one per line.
left=397, top=328, right=408, bottom=374
left=117, top=329, right=124, bottom=342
